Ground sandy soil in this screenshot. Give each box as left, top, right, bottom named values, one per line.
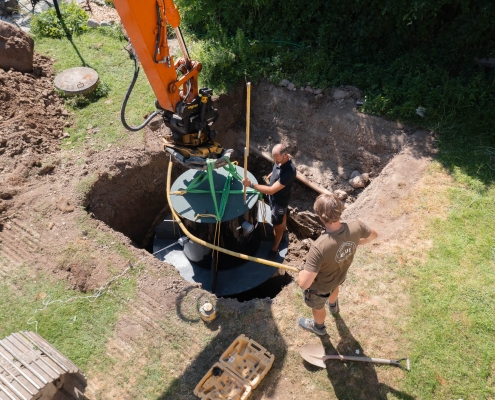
left=0, top=54, right=437, bottom=399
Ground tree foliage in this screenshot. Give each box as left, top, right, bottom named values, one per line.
left=177, top=0, right=494, bottom=62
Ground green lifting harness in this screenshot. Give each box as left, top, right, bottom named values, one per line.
left=176, top=156, right=262, bottom=222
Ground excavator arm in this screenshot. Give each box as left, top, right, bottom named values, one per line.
left=113, top=0, right=232, bottom=169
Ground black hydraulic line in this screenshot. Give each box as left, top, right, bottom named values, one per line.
left=177, top=27, right=190, bottom=61
left=121, top=51, right=161, bottom=132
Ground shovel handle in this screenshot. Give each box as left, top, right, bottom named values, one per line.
left=322, top=355, right=410, bottom=371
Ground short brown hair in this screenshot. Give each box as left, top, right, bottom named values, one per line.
left=314, top=193, right=343, bottom=224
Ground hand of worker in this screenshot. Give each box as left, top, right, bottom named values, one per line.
left=242, top=178, right=252, bottom=188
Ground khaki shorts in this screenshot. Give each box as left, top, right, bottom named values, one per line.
left=303, top=289, right=333, bottom=310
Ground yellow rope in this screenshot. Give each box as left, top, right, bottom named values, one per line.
left=261, top=198, right=267, bottom=236
left=193, top=213, right=218, bottom=221
left=169, top=185, right=177, bottom=236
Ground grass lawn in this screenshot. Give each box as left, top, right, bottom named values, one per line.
left=403, top=165, right=495, bottom=399
left=0, top=264, right=138, bottom=370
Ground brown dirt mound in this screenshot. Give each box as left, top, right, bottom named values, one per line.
left=0, top=21, right=34, bottom=72
left=0, top=53, right=68, bottom=161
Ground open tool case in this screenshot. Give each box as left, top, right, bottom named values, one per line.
left=194, top=334, right=275, bottom=399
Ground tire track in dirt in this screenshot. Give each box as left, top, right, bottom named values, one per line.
left=96, top=285, right=175, bottom=362
left=0, top=253, right=19, bottom=280
left=86, top=272, right=191, bottom=398
left=0, top=219, right=40, bottom=271
left=87, top=300, right=167, bottom=398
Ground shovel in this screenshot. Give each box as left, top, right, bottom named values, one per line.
left=299, top=344, right=410, bottom=371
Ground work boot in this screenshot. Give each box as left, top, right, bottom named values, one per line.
left=326, top=299, right=339, bottom=315
left=298, top=318, right=327, bottom=336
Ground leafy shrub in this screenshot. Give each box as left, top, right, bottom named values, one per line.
left=31, top=2, right=89, bottom=39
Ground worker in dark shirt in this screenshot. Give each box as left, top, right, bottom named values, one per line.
left=242, top=144, right=297, bottom=259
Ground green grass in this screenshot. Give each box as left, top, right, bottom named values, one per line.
left=403, top=177, right=495, bottom=398
left=35, top=28, right=156, bottom=150
left=0, top=266, right=137, bottom=370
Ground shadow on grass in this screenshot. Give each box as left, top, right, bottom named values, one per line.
left=437, top=134, right=495, bottom=190
left=309, top=317, right=414, bottom=400
left=157, top=297, right=286, bottom=399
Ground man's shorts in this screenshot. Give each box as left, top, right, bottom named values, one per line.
left=270, top=201, right=288, bottom=226
left=303, top=289, right=332, bottom=310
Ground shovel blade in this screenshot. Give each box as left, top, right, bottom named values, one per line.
left=299, top=344, right=327, bottom=368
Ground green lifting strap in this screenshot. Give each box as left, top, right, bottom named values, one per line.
left=182, top=156, right=261, bottom=222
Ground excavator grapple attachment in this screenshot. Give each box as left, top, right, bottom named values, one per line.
left=164, top=143, right=233, bottom=170
left=113, top=0, right=230, bottom=170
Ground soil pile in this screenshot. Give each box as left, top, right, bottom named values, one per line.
left=0, top=53, right=68, bottom=160
left=0, top=21, right=34, bottom=72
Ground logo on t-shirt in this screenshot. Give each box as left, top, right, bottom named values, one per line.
left=335, top=241, right=357, bottom=264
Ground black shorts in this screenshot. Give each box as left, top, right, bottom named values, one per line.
left=270, top=201, right=288, bottom=226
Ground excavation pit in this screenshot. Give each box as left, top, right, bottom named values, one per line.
left=85, top=82, right=423, bottom=300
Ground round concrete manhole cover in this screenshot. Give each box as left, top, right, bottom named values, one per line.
left=54, top=66, right=99, bottom=95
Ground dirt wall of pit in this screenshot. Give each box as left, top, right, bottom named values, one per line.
left=84, top=150, right=184, bottom=246
left=217, top=83, right=411, bottom=194
left=212, top=82, right=416, bottom=219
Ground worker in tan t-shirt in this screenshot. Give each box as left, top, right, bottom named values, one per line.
left=297, top=193, right=378, bottom=336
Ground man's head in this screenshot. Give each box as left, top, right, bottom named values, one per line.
left=314, top=193, right=344, bottom=224
left=272, top=144, right=289, bottom=166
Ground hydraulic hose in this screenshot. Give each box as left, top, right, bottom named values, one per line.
left=166, top=157, right=299, bottom=273
left=121, top=54, right=161, bottom=132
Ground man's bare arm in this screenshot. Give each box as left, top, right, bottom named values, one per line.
left=297, top=270, right=318, bottom=290
left=241, top=178, right=285, bottom=195
left=359, top=229, right=378, bottom=245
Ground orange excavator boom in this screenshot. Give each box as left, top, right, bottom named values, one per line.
left=113, top=0, right=231, bottom=169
